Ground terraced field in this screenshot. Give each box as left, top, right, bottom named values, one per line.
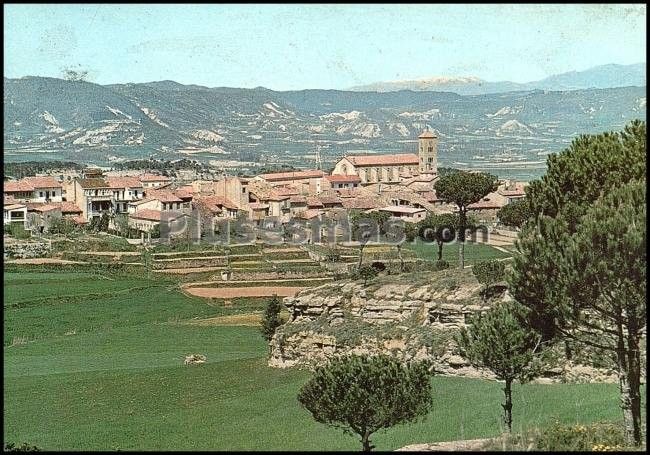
left=4, top=268, right=637, bottom=450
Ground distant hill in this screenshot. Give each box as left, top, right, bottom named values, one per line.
left=349, top=63, right=646, bottom=95
left=3, top=76, right=646, bottom=179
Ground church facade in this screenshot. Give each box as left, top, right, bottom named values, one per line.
left=332, top=130, right=438, bottom=184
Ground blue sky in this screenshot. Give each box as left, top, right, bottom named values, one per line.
left=4, top=4, right=646, bottom=90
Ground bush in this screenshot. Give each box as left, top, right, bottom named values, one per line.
left=4, top=223, right=31, bottom=239
left=352, top=265, right=378, bottom=285
left=3, top=442, right=41, bottom=452
left=536, top=421, right=626, bottom=451
left=323, top=247, right=342, bottom=262
left=434, top=260, right=449, bottom=271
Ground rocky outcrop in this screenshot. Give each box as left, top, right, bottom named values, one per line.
left=269, top=269, right=630, bottom=384
left=270, top=269, right=502, bottom=379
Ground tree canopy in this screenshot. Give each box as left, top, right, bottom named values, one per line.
left=508, top=120, right=646, bottom=446
left=297, top=355, right=432, bottom=451
left=457, top=301, right=545, bottom=432
left=434, top=171, right=497, bottom=267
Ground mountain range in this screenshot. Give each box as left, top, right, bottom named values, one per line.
left=3, top=65, right=647, bottom=180
left=349, top=63, right=646, bottom=95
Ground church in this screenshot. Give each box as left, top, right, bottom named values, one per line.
left=331, top=130, right=438, bottom=184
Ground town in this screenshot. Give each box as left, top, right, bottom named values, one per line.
left=3, top=130, right=525, bottom=242
left=4, top=3, right=646, bottom=453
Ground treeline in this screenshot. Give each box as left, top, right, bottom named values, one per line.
left=111, top=158, right=210, bottom=173
left=4, top=161, right=84, bottom=179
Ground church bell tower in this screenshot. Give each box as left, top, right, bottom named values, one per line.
left=418, top=129, right=438, bottom=174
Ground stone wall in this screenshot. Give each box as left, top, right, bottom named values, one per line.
left=4, top=240, right=52, bottom=259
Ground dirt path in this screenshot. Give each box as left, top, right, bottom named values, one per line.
left=5, top=258, right=87, bottom=264
left=154, top=266, right=225, bottom=274
left=181, top=313, right=262, bottom=326
left=77, top=251, right=141, bottom=257
left=396, top=438, right=494, bottom=451
left=184, top=286, right=305, bottom=298
left=182, top=277, right=332, bottom=288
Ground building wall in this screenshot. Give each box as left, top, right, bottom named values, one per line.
left=31, top=187, right=63, bottom=203
left=418, top=137, right=438, bottom=173
left=3, top=207, right=27, bottom=226
left=213, top=177, right=248, bottom=209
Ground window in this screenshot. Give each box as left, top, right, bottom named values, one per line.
left=428, top=146, right=433, bottom=152
left=39, top=192, right=44, bottom=197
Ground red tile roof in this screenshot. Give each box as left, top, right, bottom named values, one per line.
left=140, top=173, right=171, bottom=182
left=498, top=182, right=527, bottom=197
left=130, top=209, right=163, bottom=221
left=297, top=209, right=322, bottom=220
left=4, top=176, right=62, bottom=192
left=341, top=198, right=380, bottom=210
left=146, top=190, right=183, bottom=203
left=467, top=198, right=504, bottom=210
left=4, top=203, right=26, bottom=210
left=306, top=197, right=324, bottom=208
left=345, top=153, right=419, bottom=166
left=259, top=169, right=324, bottom=181
left=288, top=195, right=307, bottom=204
left=53, top=201, right=82, bottom=214
left=24, top=176, right=62, bottom=188
left=106, top=176, right=143, bottom=189
left=4, top=180, right=34, bottom=192
left=194, top=195, right=239, bottom=211
left=325, top=174, right=361, bottom=183
left=418, top=130, right=438, bottom=138
left=318, top=195, right=343, bottom=205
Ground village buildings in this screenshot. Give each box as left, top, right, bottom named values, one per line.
left=2, top=130, right=528, bottom=237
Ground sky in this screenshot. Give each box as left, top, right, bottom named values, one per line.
left=4, top=4, right=647, bottom=90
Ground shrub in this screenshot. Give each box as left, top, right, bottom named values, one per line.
left=353, top=265, right=378, bottom=285
left=536, top=421, right=626, bottom=451
left=3, top=442, right=41, bottom=452
left=4, top=223, right=31, bottom=239
left=434, top=260, right=449, bottom=271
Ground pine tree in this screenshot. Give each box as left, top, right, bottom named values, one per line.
left=298, top=355, right=433, bottom=451
left=434, top=171, right=498, bottom=268
left=456, top=301, right=545, bottom=432
left=260, top=294, right=282, bottom=342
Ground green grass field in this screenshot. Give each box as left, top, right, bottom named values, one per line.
left=3, top=270, right=642, bottom=450
left=405, top=240, right=512, bottom=265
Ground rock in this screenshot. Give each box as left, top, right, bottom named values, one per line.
left=184, top=354, right=207, bottom=365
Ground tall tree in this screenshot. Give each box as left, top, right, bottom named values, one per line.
left=509, top=121, right=646, bottom=446
left=260, top=294, right=283, bottom=343
left=298, top=355, right=432, bottom=451
left=512, top=180, right=646, bottom=445
left=496, top=199, right=532, bottom=230
left=456, top=301, right=545, bottom=432
left=434, top=171, right=498, bottom=268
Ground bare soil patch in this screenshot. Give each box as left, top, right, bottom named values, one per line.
left=5, top=258, right=87, bottom=265
left=185, top=286, right=305, bottom=298
left=396, top=438, right=494, bottom=451
left=183, top=313, right=262, bottom=326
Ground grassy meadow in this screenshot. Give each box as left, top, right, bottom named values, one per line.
left=3, top=269, right=641, bottom=450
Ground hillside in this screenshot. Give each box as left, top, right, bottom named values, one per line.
left=4, top=76, right=646, bottom=180
left=349, top=63, right=646, bottom=94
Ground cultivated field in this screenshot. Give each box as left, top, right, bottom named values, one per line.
left=3, top=266, right=642, bottom=451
